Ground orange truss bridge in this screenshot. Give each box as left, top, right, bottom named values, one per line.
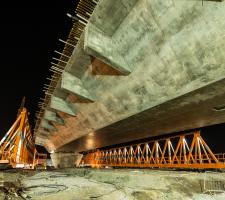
left=82, top=131, right=225, bottom=169
left=0, top=104, right=46, bottom=169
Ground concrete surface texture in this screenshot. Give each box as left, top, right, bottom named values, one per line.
left=50, top=152, right=83, bottom=168
left=35, top=0, right=225, bottom=153
left=1, top=169, right=225, bottom=200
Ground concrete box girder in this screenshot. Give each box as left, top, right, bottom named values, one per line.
left=35, top=138, right=47, bottom=146
left=61, top=72, right=94, bottom=101
left=50, top=96, right=76, bottom=116
left=44, top=110, right=64, bottom=125
left=40, top=119, right=57, bottom=132
left=84, top=23, right=132, bottom=75
left=38, top=127, right=51, bottom=135
left=38, top=0, right=225, bottom=152
left=89, top=0, right=138, bottom=36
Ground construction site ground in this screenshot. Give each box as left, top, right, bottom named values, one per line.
left=0, top=168, right=225, bottom=200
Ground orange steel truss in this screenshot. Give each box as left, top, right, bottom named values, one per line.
left=83, top=131, right=225, bottom=169
left=0, top=107, right=45, bottom=168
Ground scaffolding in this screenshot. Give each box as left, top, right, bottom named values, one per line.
left=82, top=131, right=225, bottom=169
left=0, top=106, right=46, bottom=169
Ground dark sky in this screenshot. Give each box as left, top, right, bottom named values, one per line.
left=0, top=0, right=78, bottom=137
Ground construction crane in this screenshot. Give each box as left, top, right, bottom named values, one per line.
left=0, top=98, right=46, bottom=169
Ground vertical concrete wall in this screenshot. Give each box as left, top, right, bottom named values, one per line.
left=50, top=152, right=83, bottom=168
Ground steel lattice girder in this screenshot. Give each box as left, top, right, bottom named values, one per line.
left=82, top=131, right=225, bottom=169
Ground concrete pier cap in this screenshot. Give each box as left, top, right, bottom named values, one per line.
left=50, top=152, right=83, bottom=168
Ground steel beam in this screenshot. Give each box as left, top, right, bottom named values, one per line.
left=82, top=131, right=225, bottom=169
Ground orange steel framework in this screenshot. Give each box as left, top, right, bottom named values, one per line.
left=83, top=131, right=225, bottom=169
left=0, top=106, right=46, bottom=168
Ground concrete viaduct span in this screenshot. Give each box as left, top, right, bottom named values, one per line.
left=34, top=0, right=225, bottom=167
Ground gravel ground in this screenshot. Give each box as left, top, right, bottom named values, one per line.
left=0, top=168, right=225, bottom=200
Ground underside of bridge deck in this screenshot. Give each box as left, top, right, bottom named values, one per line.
left=34, top=0, right=225, bottom=161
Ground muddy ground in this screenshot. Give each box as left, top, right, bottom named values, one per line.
left=0, top=168, right=225, bottom=200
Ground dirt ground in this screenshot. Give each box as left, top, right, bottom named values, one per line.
left=0, top=168, right=225, bottom=200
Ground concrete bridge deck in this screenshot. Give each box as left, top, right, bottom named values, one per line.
left=35, top=0, right=225, bottom=157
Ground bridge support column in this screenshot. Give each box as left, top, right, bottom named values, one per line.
left=50, top=152, right=83, bottom=168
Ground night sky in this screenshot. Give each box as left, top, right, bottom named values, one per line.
left=0, top=1, right=224, bottom=153
left=0, top=0, right=78, bottom=137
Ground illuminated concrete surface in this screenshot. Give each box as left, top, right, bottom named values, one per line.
left=35, top=0, right=225, bottom=156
